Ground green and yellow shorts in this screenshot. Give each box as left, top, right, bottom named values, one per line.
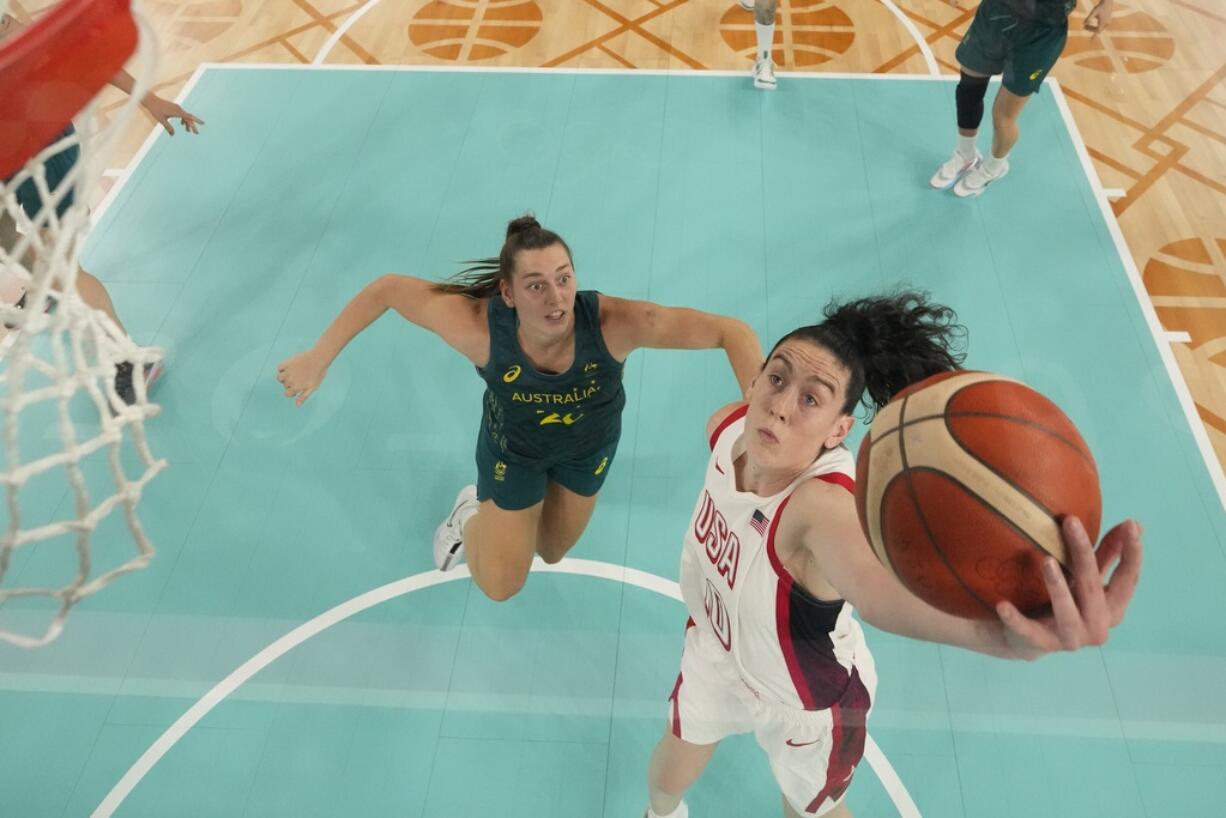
left=955, top=0, right=1070, bottom=97
left=474, top=433, right=619, bottom=511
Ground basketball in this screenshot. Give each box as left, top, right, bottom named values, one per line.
left=854, top=371, right=1102, bottom=620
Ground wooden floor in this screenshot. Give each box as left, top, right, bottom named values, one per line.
left=18, top=0, right=1226, bottom=470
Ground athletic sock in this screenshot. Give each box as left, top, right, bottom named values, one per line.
left=455, top=497, right=479, bottom=537
left=982, top=154, right=1008, bottom=175
left=956, top=134, right=978, bottom=158
left=755, top=22, right=774, bottom=60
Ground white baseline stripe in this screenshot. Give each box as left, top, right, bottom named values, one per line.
left=197, top=62, right=956, bottom=81
left=313, top=0, right=385, bottom=65
left=1049, top=80, right=1226, bottom=511
left=91, top=559, right=920, bottom=818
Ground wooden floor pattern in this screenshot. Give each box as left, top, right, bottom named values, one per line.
left=14, top=0, right=1226, bottom=471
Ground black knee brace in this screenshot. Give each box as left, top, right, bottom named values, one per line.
left=955, top=72, right=990, bottom=131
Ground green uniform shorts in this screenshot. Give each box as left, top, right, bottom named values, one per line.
left=475, top=432, right=619, bottom=511
left=955, top=0, right=1070, bottom=96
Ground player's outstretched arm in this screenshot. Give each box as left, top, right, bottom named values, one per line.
left=0, top=12, right=203, bottom=136
left=108, top=70, right=204, bottom=135
left=996, top=516, right=1141, bottom=659
left=792, top=481, right=1142, bottom=660
left=599, top=295, right=763, bottom=398
left=276, top=274, right=487, bottom=406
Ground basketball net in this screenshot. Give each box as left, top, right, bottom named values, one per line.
left=0, top=0, right=166, bottom=647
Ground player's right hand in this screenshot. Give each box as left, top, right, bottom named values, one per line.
left=143, top=95, right=204, bottom=136
left=276, top=350, right=327, bottom=406
left=1083, top=0, right=1113, bottom=36
left=996, top=516, right=1142, bottom=660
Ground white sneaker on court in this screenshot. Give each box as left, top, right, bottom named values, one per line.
left=644, top=801, right=689, bottom=818
left=752, top=57, right=776, bottom=90
left=738, top=0, right=755, bottom=10
left=433, top=484, right=477, bottom=571
left=113, top=357, right=165, bottom=408
left=929, top=149, right=981, bottom=190
left=953, top=157, right=1010, bottom=198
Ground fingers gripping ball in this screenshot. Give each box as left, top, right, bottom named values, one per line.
left=854, top=371, right=1101, bottom=619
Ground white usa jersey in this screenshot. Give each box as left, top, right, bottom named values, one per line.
left=679, top=406, right=872, bottom=711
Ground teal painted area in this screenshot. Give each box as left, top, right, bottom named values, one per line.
left=0, top=68, right=1221, bottom=816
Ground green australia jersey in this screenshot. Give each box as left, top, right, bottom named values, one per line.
left=1004, top=0, right=1077, bottom=25
left=477, top=290, right=626, bottom=463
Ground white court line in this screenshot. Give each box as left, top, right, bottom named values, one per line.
left=1164, top=331, right=1192, bottom=344
left=1103, top=188, right=1126, bottom=199
left=1050, top=80, right=1226, bottom=511
left=876, top=0, right=939, bottom=76
left=865, top=739, right=923, bottom=817
left=203, top=61, right=955, bottom=81
left=92, top=560, right=920, bottom=818
left=313, top=0, right=385, bottom=65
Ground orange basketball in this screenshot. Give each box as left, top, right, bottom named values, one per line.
left=854, top=371, right=1101, bottom=620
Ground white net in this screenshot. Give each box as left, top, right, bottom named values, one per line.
left=0, top=0, right=166, bottom=647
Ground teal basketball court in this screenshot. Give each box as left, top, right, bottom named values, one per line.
left=2, top=66, right=1224, bottom=818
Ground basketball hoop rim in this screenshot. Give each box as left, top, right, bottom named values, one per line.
left=0, top=0, right=137, bottom=179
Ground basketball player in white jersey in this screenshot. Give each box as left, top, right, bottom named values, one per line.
left=642, top=292, right=1143, bottom=818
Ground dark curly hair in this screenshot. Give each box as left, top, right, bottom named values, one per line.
left=768, top=290, right=967, bottom=419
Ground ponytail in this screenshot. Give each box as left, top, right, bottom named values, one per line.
left=769, top=290, right=967, bottom=418
left=432, top=214, right=573, bottom=299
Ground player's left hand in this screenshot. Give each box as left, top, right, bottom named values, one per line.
left=997, top=515, right=1142, bottom=660
left=142, top=95, right=204, bottom=136
left=1084, top=0, right=1114, bottom=36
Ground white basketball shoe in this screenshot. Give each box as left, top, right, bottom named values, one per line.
left=753, top=57, right=777, bottom=90
left=954, top=157, right=1010, bottom=198
left=433, top=484, right=478, bottom=571
left=929, top=149, right=981, bottom=190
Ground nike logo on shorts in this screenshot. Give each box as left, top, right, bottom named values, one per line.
left=785, top=738, right=818, bottom=748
